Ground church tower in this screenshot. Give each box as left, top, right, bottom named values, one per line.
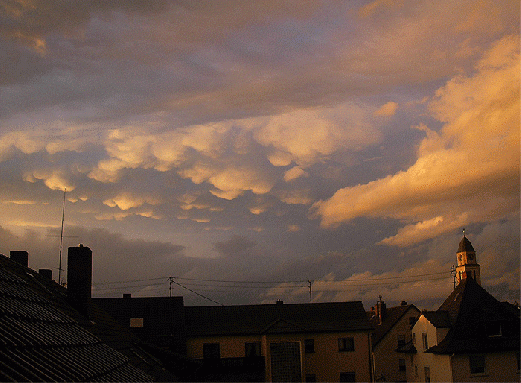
left=455, top=234, right=480, bottom=285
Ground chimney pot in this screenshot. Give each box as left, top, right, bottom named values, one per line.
left=276, top=299, right=283, bottom=305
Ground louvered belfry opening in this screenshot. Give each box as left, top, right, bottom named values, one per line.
left=67, top=244, right=92, bottom=318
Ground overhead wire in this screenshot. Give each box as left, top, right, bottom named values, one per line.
left=170, top=279, right=223, bottom=306
left=93, top=270, right=449, bottom=288
left=92, top=271, right=451, bottom=296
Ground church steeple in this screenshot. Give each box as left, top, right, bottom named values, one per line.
left=455, top=231, right=480, bottom=285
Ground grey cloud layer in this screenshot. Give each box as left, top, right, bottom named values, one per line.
left=0, top=1, right=518, bottom=305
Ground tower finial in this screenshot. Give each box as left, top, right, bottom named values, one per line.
left=462, top=228, right=465, bottom=237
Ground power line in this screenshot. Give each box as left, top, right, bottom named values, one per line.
left=169, top=278, right=223, bottom=306
left=93, top=281, right=166, bottom=292
left=93, top=276, right=168, bottom=286
left=169, top=276, right=309, bottom=284
left=92, top=272, right=451, bottom=296
left=92, top=270, right=449, bottom=288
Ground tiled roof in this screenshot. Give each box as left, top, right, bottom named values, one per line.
left=422, top=310, right=451, bottom=328
left=368, top=304, right=420, bottom=347
left=185, top=301, right=373, bottom=337
left=0, top=254, right=156, bottom=382
left=426, top=278, right=520, bottom=354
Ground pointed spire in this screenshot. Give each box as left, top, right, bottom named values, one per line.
left=458, top=236, right=474, bottom=253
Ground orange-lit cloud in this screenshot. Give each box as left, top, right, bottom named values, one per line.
left=24, top=170, right=75, bottom=191
left=103, top=192, right=161, bottom=211
left=374, top=101, right=398, bottom=117
left=314, top=35, right=520, bottom=246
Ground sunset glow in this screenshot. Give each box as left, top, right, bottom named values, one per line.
left=1, top=0, right=518, bottom=307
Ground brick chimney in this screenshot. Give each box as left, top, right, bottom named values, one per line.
left=375, top=300, right=387, bottom=325
left=67, top=244, right=92, bottom=318
left=10, top=251, right=28, bottom=267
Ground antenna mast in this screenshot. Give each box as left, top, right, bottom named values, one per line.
left=58, top=189, right=66, bottom=285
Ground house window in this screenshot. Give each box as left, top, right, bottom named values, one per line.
left=305, top=374, right=317, bottom=382
left=245, top=342, right=261, bottom=358
left=399, top=358, right=406, bottom=372
left=422, top=333, right=428, bottom=351
left=412, top=332, right=416, bottom=345
left=397, top=334, right=406, bottom=348
left=305, top=339, right=315, bottom=353
left=340, top=372, right=356, bottom=382
left=338, top=337, right=355, bottom=352
left=203, top=343, right=220, bottom=359
left=486, top=322, right=502, bottom=337
left=469, top=354, right=485, bottom=374
left=424, top=366, right=430, bottom=382
left=129, top=318, right=144, bottom=328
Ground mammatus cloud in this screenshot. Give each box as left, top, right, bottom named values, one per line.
left=24, top=169, right=75, bottom=191
left=284, top=166, right=308, bottom=182
left=103, top=192, right=161, bottom=211
left=84, top=106, right=378, bottom=202
left=313, top=35, right=520, bottom=246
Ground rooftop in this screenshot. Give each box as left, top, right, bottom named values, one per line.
left=368, top=303, right=420, bottom=347
left=0, top=253, right=176, bottom=381
left=185, top=300, right=373, bottom=337
left=425, top=277, right=520, bottom=354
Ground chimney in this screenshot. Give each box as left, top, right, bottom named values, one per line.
left=123, top=293, right=131, bottom=299
left=67, top=244, right=92, bottom=318
left=39, top=269, right=53, bottom=280
left=401, top=301, right=407, bottom=306
left=10, top=251, right=28, bottom=267
left=276, top=299, right=283, bottom=305
left=375, top=300, right=387, bottom=325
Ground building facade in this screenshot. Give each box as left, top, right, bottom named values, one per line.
left=406, top=236, right=520, bottom=382
left=368, top=300, right=420, bottom=382
left=184, top=301, right=374, bottom=382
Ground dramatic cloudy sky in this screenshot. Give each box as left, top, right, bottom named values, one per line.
left=1, top=0, right=519, bottom=308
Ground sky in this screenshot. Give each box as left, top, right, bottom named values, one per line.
left=0, top=0, right=519, bottom=309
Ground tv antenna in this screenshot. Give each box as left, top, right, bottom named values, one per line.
left=51, top=189, right=78, bottom=285
left=58, top=189, right=66, bottom=285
